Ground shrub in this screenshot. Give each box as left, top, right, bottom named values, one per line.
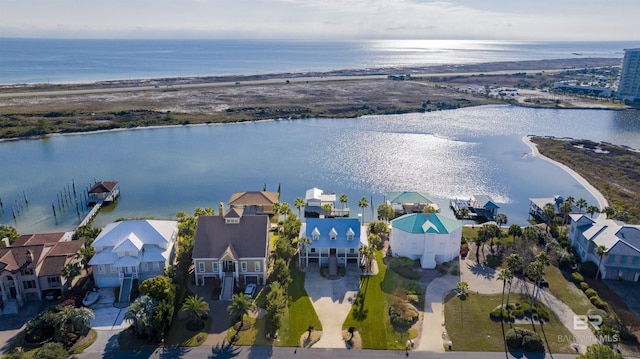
left=506, top=327, right=544, bottom=353
left=580, top=282, right=590, bottom=291
left=535, top=307, right=550, bottom=321
left=580, top=261, right=599, bottom=278
left=406, top=281, right=424, bottom=305
left=584, top=288, right=598, bottom=298
left=571, top=272, right=584, bottom=283
left=388, top=297, right=419, bottom=327
left=369, top=221, right=388, bottom=234
left=450, top=266, right=460, bottom=275
left=36, top=342, right=68, bottom=359
left=590, top=296, right=608, bottom=310
left=511, top=309, right=524, bottom=318
left=389, top=257, right=421, bottom=279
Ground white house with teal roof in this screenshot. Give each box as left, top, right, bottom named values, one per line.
left=299, top=218, right=367, bottom=271
left=390, top=213, right=463, bottom=269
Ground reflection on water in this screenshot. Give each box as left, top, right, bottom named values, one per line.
left=0, top=105, right=638, bottom=232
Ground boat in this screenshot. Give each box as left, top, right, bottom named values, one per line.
left=82, top=291, right=100, bottom=307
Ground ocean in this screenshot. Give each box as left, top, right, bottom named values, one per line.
left=0, top=38, right=637, bottom=84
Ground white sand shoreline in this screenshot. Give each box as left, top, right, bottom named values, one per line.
left=522, top=135, right=608, bottom=219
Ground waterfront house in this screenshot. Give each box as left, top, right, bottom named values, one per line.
left=389, top=213, right=463, bottom=269
left=450, top=195, right=500, bottom=221
left=228, top=191, right=279, bottom=216
left=298, top=217, right=366, bottom=271
left=192, top=206, right=270, bottom=300
left=569, top=214, right=640, bottom=281
left=88, top=220, right=177, bottom=295
left=87, top=180, right=119, bottom=205
left=387, top=191, right=440, bottom=216
left=1, top=233, right=84, bottom=312
left=304, top=187, right=349, bottom=218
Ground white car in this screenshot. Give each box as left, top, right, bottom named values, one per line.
left=244, top=283, right=257, bottom=298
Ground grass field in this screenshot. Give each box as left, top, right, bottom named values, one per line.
left=342, top=251, right=415, bottom=349
left=444, top=292, right=574, bottom=353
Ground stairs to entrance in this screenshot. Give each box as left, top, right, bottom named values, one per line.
left=329, top=255, right=338, bottom=277
left=1, top=300, right=18, bottom=315
left=119, top=277, right=133, bottom=303
left=221, top=276, right=234, bottom=301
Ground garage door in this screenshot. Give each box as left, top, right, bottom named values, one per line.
left=245, top=275, right=258, bottom=285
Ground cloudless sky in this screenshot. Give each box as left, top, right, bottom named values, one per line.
left=1, top=0, right=638, bottom=40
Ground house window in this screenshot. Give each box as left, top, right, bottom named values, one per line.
left=254, top=262, right=261, bottom=272
left=111, top=265, right=118, bottom=273
left=349, top=248, right=355, bottom=254
left=98, top=265, right=105, bottom=274
left=620, top=255, right=627, bottom=264
left=213, top=262, right=218, bottom=272
left=21, top=268, right=34, bottom=276
left=329, top=227, right=337, bottom=240
left=198, top=262, right=205, bottom=273
left=347, top=228, right=355, bottom=241
left=608, top=255, right=615, bottom=263
left=141, top=262, right=148, bottom=271
left=47, top=277, right=61, bottom=286
left=633, top=257, right=639, bottom=265
left=154, top=262, right=160, bottom=270
left=23, top=280, right=36, bottom=289
left=312, top=227, right=320, bottom=240
left=241, top=262, right=247, bottom=272
left=225, top=218, right=240, bottom=224
left=310, top=248, right=316, bottom=253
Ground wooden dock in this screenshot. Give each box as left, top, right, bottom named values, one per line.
left=78, top=200, right=103, bottom=227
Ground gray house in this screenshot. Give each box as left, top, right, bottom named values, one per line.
left=192, top=208, right=270, bottom=300
left=569, top=214, right=640, bottom=281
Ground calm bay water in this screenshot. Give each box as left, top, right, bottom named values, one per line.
left=1, top=105, right=639, bottom=233
left=1, top=39, right=637, bottom=84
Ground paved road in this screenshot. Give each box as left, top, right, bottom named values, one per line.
left=74, top=345, right=581, bottom=359
left=0, top=69, right=568, bottom=99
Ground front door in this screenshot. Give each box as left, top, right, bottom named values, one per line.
left=224, top=261, right=235, bottom=273
left=330, top=248, right=337, bottom=256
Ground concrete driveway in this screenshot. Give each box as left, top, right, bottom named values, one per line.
left=304, top=264, right=361, bottom=348
left=88, top=288, right=129, bottom=330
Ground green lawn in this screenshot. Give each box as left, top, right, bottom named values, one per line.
left=278, top=264, right=322, bottom=346
left=444, top=293, right=574, bottom=353
left=226, top=316, right=272, bottom=346
left=544, top=264, right=594, bottom=316
left=342, top=251, right=414, bottom=349
left=165, top=317, right=211, bottom=347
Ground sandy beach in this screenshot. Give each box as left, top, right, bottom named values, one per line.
left=522, top=135, right=609, bottom=216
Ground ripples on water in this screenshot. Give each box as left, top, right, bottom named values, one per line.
left=1, top=105, right=639, bottom=232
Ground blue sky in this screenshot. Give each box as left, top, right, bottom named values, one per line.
left=1, top=0, right=638, bottom=40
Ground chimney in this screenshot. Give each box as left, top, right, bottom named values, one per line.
left=1, top=237, right=10, bottom=247
left=26, top=250, right=33, bottom=263
left=218, top=202, right=224, bottom=216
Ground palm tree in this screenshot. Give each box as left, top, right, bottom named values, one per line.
left=340, top=193, right=348, bottom=210
left=228, top=293, right=256, bottom=332
left=456, top=281, right=469, bottom=297
left=359, top=245, right=375, bottom=272
left=497, top=269, right=512, bottom=318
left=181, top=295, right=210, bottom=327
left=586, top=205, right=599, bottom=218
left=495, top=213, right=508, bottom=227
left=65, top=306, right=95, bottom=333
left=560, top=201, right=572, bottom=225
left=60, top=262, right=81, bottom=291
left=564, top=195, right=575, bottom=208
left=458, top=207, right=469, bottom=219
left=124, top=295, right=157, bottom=338
left=294, top=197, right=305, bottom=218
left=527, top=260, right=544, bottom=310
left=272, top=201, right=281, bottom=219
left=298, top=236, right=311, bottom=268
left=541, top=203, right=556, bottom=232
left=508, top=224, right=522, bottom=240
left=505, top=254, right=522, bottom=309
left=280, top=202, right=291, bottom=221
left=576, top=198, right=588, bottom=213
left=358, top=197, right=369, bottom=225
left=595, top=245, right=608, bottom=280
left=322, top=203, right=333, bottom=217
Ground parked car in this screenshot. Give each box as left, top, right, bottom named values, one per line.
left=244, top=283, right=257, bottom=298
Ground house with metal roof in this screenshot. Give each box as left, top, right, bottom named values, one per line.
left=569, top=214, right=640, bottom=281
left=299, top=218, right=367, bottom=272
left=387, top=191, right=439, bottom=215
left=304, top=187, right=349, bottom=218
left=88, top=220, right=177, bottom=294
left=192, top=209, right=270, bottom=300
left=450, top=194, right=499, bottom=221
left=389, top=213, right=463, bottom=269
left=1, top=232, right=83, bottom=312
left=228, top=191, right=279, bottom=216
